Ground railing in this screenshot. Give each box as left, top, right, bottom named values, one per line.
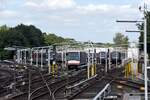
left=67, top=74, right=97, bottom=89
left=93, top=83, right=111, bottom=100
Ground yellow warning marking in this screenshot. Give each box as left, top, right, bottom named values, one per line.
left=140, top=87, right=145, bottom=91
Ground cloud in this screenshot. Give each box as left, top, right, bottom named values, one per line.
left=76, top=4, right=137, bottom=16
left=23, top=0, right=139, bottom=21
left=24, top=0, right=138, bottom=15
left=23, top=0, right=139, bottom=24
left=25, top=1, right=38, bottom=8
left=0, top=0, right=141, bottom=42
left=0, top=0, right=6, bottom=10
left=0, top=10, right=17, bottom=18
left=77, top=4, right=115, bottom=13
left=24, top=0, right=76, bottom=10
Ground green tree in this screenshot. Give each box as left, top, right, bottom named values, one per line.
left=13, top=24, right=45, bottom=47
left=0, top=24, right=46, bottom=59
left=0, top=27, right=27, bottom=59
left=113, top=33, right=129, bottom=48
left=0, top=29, right=27, bottom=48
left=64, top=38, right=76, bottom=44
left=0, top=24, right=77, bottom=59
left=0, top=25, right=9, bottom=31
left=44, top=33, right=76, bottom=45
left=44, top=33, right=65, bottom=45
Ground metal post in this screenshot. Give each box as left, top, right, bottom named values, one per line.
left=144, top=16, right=148, bottom=100
left=20, top=50, right=22, bottom=64
left=108, top=49, right=111, bottom=70
left=100, top=52, right=101, bottom=65
left=64, top=47, right=67, bottom=69
left=92, top=49, right=94, bottom=66
left=88, top=41, right=95, bottom=77
left=116, top=48, right=117, bottom=68
left=91, top=48, right=94, bottom=76
left=105, top=50, right=108, bottom=73
left=94, top=49, right=97, bottom=75
left=61, top=51, right=64, bottom=70
left=25, top=49, right=27, bottom=64
left=87, top=49, right=90, bottom=79
left=17, top=50, right=20, bottom=63
left=36, top=49, right=38, bottom=67
left=65, top=46, right=69, bottom=95
left=30, top=49, right=33, bottom=65
left=48, top=48, right=51, bottom=74
left=41, top=48, right=43, bottom=69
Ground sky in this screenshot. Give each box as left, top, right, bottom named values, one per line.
left=0, top=0, right=150, bottom=43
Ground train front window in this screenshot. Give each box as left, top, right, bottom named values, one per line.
left=67, top=52, right=80, bottom=60
left=100, top=52, right=106, bottom=58
left=112, top=52, right=118, bottom=58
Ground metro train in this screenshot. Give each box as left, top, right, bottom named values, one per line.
left=32, top=51, right=88, bottom=70
left=110, top=51, right=122, bottom=64
left=99, top=52, right=107, bottom=64
left=98, top=51, right=125, bottom=65
left=66, top=51, right=87, bottom=70
left=31, top=49, right=125, bottom=68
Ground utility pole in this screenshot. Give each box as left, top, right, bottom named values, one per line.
left=116, top=3, right=148, bottom=99
left=143, top=4, right=148, bottom=99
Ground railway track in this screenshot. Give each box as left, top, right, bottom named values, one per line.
left=6, top=62, right=139, bottom=100
left=62, top=67, right=124, bottom=100
left=31, top=77, right=83, bottom=100
left=8, top=70, right=55, bottom=100
left=0, top=68, right=15, bottom=97
left=114, top=78, right=148, bottom=91
left=50, top=65, right=106, bottom=100
left=9, top=72, right=86, bottom=100
left=25, top=64, right=111, bottom=100
left=16, top=72, right=52, bottom=92
left=0, top=68, right=14, bottom=86
left=8, top=64, right=89, bottom=100
left=70, top=77, right=112, bottom=100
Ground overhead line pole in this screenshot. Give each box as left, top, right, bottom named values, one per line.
left=144, top=11, right=148, bottom=100
left=116, top=3, right=148, bottom=99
